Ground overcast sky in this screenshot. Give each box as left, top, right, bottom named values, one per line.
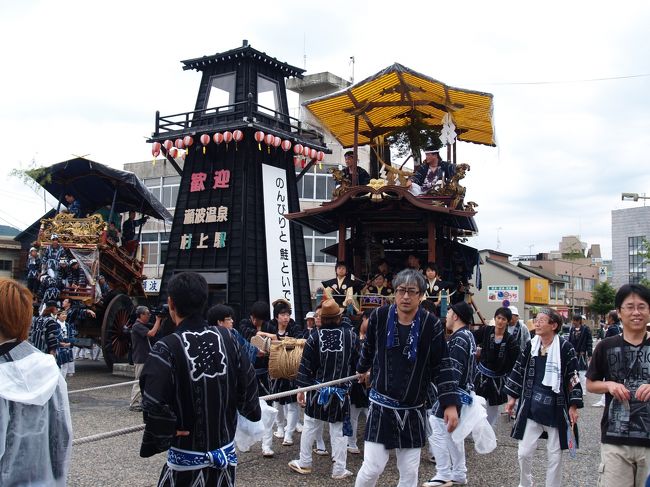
left=2, top=0, right=649, bottom=259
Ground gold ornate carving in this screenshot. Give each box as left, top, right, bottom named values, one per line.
left=464, top=201, right=479, bottom=212
left=367, top=178, right=386, bottom=191
left=430, top=163, right=471, bottom=209
left=40, top=213, right=105, bottom=245
left=329, top=167, right=351, bottom=198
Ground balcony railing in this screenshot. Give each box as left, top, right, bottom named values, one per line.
left=152, top=98, right=325, bottom=146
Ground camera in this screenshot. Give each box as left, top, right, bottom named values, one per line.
left=150, top=304, right=170, bottom=318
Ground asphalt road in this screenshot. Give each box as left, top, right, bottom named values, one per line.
left=67, top=360, right=602, bottom=486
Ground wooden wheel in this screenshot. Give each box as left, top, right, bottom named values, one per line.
left=101, top=293, right=134, bottom=370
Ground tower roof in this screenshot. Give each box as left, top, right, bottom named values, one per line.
left=181, top=41, right=305, bottom=78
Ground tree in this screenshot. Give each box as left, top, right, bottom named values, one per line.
left=386, top=111, right=441, bottom=166
left=590, top=281, right=616, bottom=317
left=640, top=238, right=650, bottom=288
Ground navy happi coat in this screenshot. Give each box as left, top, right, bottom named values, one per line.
left=357, top=305, right=459, bottom=449
left=139, top=316, right=260, bottom=487
left=295, top=323, right=358, bottom=423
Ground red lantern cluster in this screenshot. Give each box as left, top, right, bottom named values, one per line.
left=153, top=131, right=325, bottom=165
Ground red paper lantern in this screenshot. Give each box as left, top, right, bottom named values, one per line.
left=169, top=147, right=178, bottom=158
left=264, top=133, right=274, bottom=146
left=254, top=131, right=265, bottom=151
left=293, top=144, right=303, bottom=155
left=174, top=138, right=184, bottom=150
left=223, top=131, right=233, bottom=143
left=272, top=136, right=282, bottom=148
left=163, top=140, right=173, bottom=151
left=302, top=145, right=310, bottom=157
left=281, top=140, right=292, bottom=152
left=317, top=150, right=325, bottom=161
left=183, top=135, right=194, bottom=147
left=200, top=134, right=210, bottom=155
left=152, top=142, right=161, bottom=157
left=309, top=148, right=317, bottom=159
left=213, top=132, right=224, bottom=144
left=233, top=130, right=244, bottom=142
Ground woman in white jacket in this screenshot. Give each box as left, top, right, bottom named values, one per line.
left=0, top=278, right=73, bottom=486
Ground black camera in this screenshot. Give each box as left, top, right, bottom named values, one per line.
left=150, top=304, right=170, bottom=318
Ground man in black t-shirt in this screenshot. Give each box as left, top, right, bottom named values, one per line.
left=586, top=284, right=650, bottom=487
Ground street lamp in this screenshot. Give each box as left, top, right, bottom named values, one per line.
left=622, top=193, right=650, bottom=205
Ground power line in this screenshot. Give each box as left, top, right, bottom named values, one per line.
left=0, top=208, right=28, bottom=230
left=485, top=73, right=650, bottom=86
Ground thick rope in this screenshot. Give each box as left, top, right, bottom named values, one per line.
left=71, top=374, right=361, bottom=446
left=69, top=380, right=138, bottom=395
left=73, top=424, right=145, bottom=446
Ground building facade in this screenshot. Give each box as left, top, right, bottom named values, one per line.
left=612, top=206, right=650, bottom=289
left=474, top=249, right=540, bottom=321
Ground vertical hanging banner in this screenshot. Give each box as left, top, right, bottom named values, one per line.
left=262, top=164, right=294, bottom=316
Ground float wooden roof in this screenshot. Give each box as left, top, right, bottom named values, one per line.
left=285, top=185, right=478, bottom=235
left=304, top=63, right=495, bottom=148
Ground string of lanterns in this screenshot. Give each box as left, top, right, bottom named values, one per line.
left=151, top=130, right=325, bottom=168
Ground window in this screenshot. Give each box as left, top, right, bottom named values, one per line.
left=0, top=260, right=11, bottom=271
left=140, top=232, right=170, bottom=267
left=303, top=228, right=337, bottom=264
left=296, top=166, right=337, bottom=201
left=629, top=236, right=647, bottom=284
left=560, top=274, right=571, bottom=283
left=144, top=176, right=180, bottom=210
left=573, top=277, right=583, bottom=291
left=206, top=73, right=236, bottom=111
left=583, top=278, right=595, bottom=292
left=257, top=75, right=280, bottom=117
left=144, top=177, right=161, bottom=201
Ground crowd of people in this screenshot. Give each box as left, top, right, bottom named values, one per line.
left=122, top=264, right=650, bottom=487
left=3, top=265, right=650, bottom=486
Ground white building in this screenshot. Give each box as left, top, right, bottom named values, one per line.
left=612, top=206, right=650, bottom=289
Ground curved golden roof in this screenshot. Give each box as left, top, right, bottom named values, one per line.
left=304, top=63, right=495, bottom=148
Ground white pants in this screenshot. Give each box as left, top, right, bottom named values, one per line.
left=427, top=409, right=436, bottom=459
left=486, top=404, right=500, bottom=427
left=312, top=419, right=326, bottom=451
left=262, top=424, right=274, bottom=452
left=274, top=402, right=299, bottom=441
left=59, top=362, right=73, bottom=378
left=130, top=363, right=144, bottom=408
left=66, top=358, right=75, bottom=375
left=578, top=370, right=587, bottom=392
left=518, top=419, right=562, bottom=487
left=431, top=416, right=467, bottom=483
left=355, top=441, right=421, bottom=487
left=299, top=415, right=347, bottom=475
left=349, top=405, right=368, bottom=449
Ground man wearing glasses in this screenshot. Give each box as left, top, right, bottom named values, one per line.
left=354, top=269, right=460, bottom=487
left=504, top=308, right=582, bottom=487
left=587, top=284, right=650, bottom=487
